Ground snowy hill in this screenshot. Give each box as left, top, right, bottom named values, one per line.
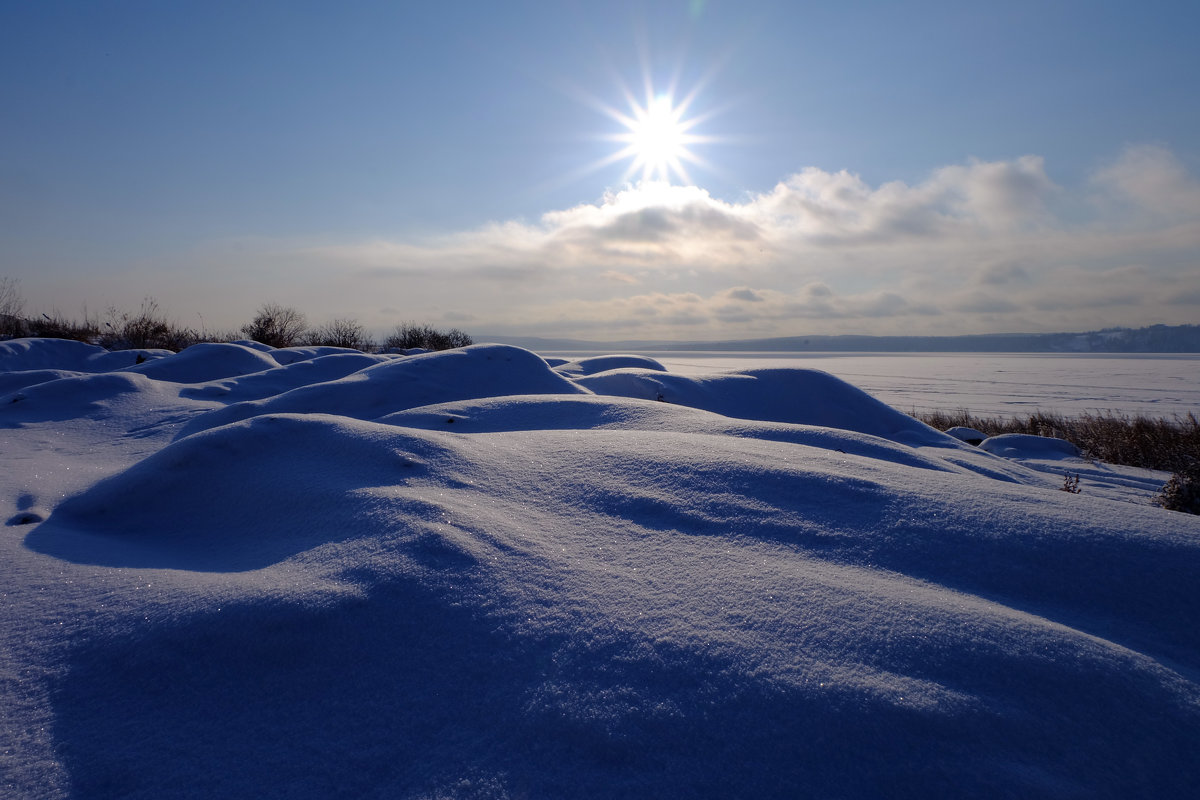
left=1, top=338, right=1197, bottom=799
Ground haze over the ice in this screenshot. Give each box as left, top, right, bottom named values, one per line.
left=2, top=337, right=1197, bottom=798
left=3, top=1, right=1199, bottom=338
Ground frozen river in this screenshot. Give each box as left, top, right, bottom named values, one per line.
left=546, top=351, right=1200, bottom=418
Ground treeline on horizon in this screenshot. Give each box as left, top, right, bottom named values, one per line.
left=0, top=279, right=471, bottom=353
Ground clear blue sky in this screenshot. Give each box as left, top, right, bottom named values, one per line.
left=3, top=0, right=1198, bottom=340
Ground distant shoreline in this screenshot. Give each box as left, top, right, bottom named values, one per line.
left=484, top=324, right=1200, bottom=354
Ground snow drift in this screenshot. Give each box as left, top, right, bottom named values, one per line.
left=1, top=338, right=1197, bottom=799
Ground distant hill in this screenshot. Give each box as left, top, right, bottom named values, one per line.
left=484, top=324, right=1200, bottom=353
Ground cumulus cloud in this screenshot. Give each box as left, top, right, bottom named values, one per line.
left=749, top=155, right=1057, bottom=245
left=1091, top=145, right=1200, bottom=222
left=724, top=287, right=765, bottom=302
left=256, top=145, right=1200, bottom=338
left=316, top=157, right=1063, bottom=280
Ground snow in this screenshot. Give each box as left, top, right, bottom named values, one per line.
left=945, top=425, right=987, bottom=444
left=552, top=353, right=669, bottom=376
left=648, top=351, right=1200, bottom=417
left=979, top=433, right=1082, bottom=460
left=0, top=337, right=172, bottom=373
left=2, top=338, right=1198, bottom=799
left=121, top=341, right=282, bottom=383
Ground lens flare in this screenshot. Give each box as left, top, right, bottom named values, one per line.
left=551, top=58, right=726, bottom=191
left=614, top=93, right=701, bottom=182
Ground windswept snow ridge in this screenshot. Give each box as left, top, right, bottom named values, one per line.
left=1, top=338, right=1197, bottom=799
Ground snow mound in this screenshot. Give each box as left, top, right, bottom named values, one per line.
left=576, top=366, right=951, bottom=447
left=0, top=368, right=87, bottom=395
left=83, top=347, right=174, bottom=371
left=176, top=343, right=588, bottom=438
left=0, top=337, right=107, bottom=372
left=229, top=338, right=274, bottom=352
left=382, top=393, right=1013, bottom=477
left=266, top=344, right=382, bottom=365
left=980, top=432, right=1082, bottom=459
left=945, top=425, right=987, bottom=444
left=122, top=341, right=282, bottom=383
left=26, top=406, right=1200, bottom=797
left=0, top=337, right=170, bottom=373
left=1, top=370, right=182, bottom=426
left=42, top=413, right=456, bottom=570
left=553, top=353, right=668, bottom=376
left=180, top=352, right=384, bottom=403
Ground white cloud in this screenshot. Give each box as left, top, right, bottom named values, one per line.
left=749, top=155, right=1057, bottom=244
left=94, top=146, right=1196, bottom=339
left=975, top=261, right=1033, bottom=287
left=1091, top=145, right=1200, bottom=222
left=310, top=157, right=1068, bottom=287
left=724, top=287, right=764, bottom=302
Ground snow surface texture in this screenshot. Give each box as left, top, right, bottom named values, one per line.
left=1, top=338, right=1198, bottom=799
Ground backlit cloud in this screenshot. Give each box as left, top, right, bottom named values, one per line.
left=144, top=145, right=1199, bottom=339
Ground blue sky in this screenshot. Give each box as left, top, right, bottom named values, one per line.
left=3, top=0, right=1198, bottom=340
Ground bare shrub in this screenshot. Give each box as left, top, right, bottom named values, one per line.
left=241, top=303, right=308, bottom=348
left=383, top=322, right=473, bottom=351
left=27, top=310, right=100, bottom=343
left=201, top=328, right=243, bottom=344
left=0, top=277, right=26, bottom=337
left=302, top=318, right=374, bottom=351
left=97, top=298, right=199, bottom=351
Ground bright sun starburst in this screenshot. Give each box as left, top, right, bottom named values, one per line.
left=611, top=92, right=704, bottom=183
left=563, top=74, right=720, bottom=187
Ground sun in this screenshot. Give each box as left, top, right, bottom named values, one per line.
left=552, top=62, right=726, bottom=190
left=570, top=79, right=716, bottom=187
left=612, top=93, right=702, bottom=183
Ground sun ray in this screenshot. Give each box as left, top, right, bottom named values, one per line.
left=608, top=89, right=709, bottom=184
left=546, top=53, right=732, bottom=192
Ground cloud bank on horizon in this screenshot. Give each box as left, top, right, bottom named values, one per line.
left=271, top=144, right=1200, bottom=339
